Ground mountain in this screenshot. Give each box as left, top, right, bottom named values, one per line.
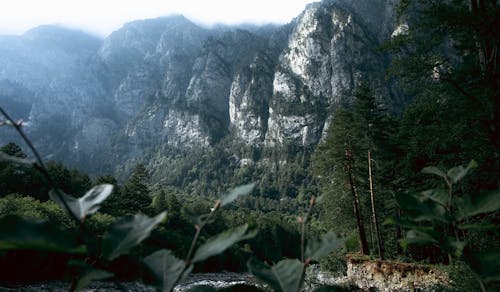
left=0, top=0, right=407, bottom=192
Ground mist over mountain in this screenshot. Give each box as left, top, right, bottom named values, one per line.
left=0, top=0, right=406, bottom=185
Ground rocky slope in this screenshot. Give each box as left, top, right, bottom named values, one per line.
left=0, top=0, right=407, bottom=179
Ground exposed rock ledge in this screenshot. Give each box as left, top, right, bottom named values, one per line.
left=346, top=254, right=450, bottom=291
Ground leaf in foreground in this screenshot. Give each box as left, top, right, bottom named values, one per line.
left=464, top=249, right=500, bottom=283
left=0, top=152, right=34, bottom=166
left=102, top=212, right=166, bottom=261
left=0, top=215, right=85, bottom=253
left=192, top=224, right=256, bottom=263
left=446, top=160, right=477, bottom=184
left=49, top=184, right=113, bottom=221
left=75, top=269, right=114, bottom=291
left=220, top=183, right=256, bottom=207
left=400, top=229, right=439, bottom=250
left=305, top=231, right=344, bottom=261
left=144, top=249, right=188, bottom=292
left=68, top=260, right=114, bottom=291
left=456, top=189, right=500, bottom=220
left=421, top=166, right=445, bottom=178
left=247, top=258, right=304, bottom=292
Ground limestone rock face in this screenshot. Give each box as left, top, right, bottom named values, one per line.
left=0, top=0, right=406, bottom=174
left=263, top=0, right=399, bottom=146
left=229, top=53, right=275, bottom=144
left=346, top=255, right=450, bottom=291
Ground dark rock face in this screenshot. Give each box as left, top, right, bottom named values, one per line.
left=0, top=0, right=407, bottom=175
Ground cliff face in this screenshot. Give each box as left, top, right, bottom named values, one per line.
left=0, top=0, right=406, bottom=176
left=230, top=0, right=404, bottom=148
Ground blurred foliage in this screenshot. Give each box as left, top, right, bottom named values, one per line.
left=387, top=161, right=500, bottom=290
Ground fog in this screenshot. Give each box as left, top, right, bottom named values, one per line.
left=0, top=0, right=317, bottom=37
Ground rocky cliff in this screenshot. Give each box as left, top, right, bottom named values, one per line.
left=0, top=0, right=407, bottom=181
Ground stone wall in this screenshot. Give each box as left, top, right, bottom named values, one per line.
left=346, top=254, right=449, bottom=291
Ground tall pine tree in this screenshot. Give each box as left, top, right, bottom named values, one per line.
left=314, top=108, right=370, bottom=255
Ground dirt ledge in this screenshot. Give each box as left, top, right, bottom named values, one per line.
left=346, top=254, right=450, bottom=291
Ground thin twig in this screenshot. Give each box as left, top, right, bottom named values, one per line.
left=298, top=196, right=315, bottom=292
left=0, top=106, right=81, bottom=223
left=301, top=196, right=315, bottom=263
left=169, top=199, right=221, bottom=291
left=184, top=200, right=220, bottom=265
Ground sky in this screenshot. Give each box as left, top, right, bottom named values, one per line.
left=0, top=0, right=317, bottom=37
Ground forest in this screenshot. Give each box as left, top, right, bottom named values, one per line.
left=0, top=0, right=499, bottom=291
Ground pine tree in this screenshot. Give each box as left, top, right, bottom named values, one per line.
left=0, top=142, right=26, bottom=158
left=116, top=164, right=151, bottom=216
left=352, top=83, right=393, bottom=259
left=389, top=0, right=499, bottom=188
left=0, top=142, right=51, bottom=199
left=314, top=108, right=370, bottom=255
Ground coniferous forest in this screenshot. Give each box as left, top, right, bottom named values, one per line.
left=0, top=0, right=499, bottom=291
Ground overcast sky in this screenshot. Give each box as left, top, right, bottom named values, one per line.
left=0, top=0, right=317, bottom=37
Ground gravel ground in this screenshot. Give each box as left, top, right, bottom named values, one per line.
left=0, top=273, right=262, bottom=292
left=0, top=268, right=356, bottom=291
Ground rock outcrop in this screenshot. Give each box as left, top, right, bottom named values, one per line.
left=346, top=255, right=450, bottom=291
left=0, top=0, right=407, bottom=176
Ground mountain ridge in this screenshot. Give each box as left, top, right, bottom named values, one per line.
left=0, top=0, right=406, bottom=184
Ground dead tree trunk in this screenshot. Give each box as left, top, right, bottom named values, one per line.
left=345, top=148, right=369, bottom=255
left=368, top=148, right=384, bottom=259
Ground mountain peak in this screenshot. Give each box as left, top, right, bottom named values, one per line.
left=21, top=24, right=102, bottom=51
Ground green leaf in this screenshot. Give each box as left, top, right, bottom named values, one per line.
left=395, top=192, right=449, bottom=223
left=247, top=258, right=304, bottom=292
left=305, top=231, right=344, bottom=261
left=421, top=166, right=445, bottom=178
left=400, top=229, right=439, bottom=250
left=384, top=217, right=419, bottom=229
left=384, top=217, right=437, bottom=234
left=181, top=207, right=210, bottom=226
left=382, top=217, right=397, bottom=226
left=443, top=237, right=467, bottom=257
left=414, top=201, right=449, bottom=223
left=458, top=222, right=498, bottom=231
left=49, top=184, right=113, bottom=221
left=395, top=192, right=423, bottom=211
left=220, top=183, right=255, bottom=207
left=421, top=189, right=448, bottom=206
left=464, top=249, right=500, bottom=283
left=144, top=249, right=187, bottom=292
left=0, top=215, right=85, bottom=253
left=68, top=260, right=114, bottom=290
left=75, top=269, right=114, bottom=291
left=192, top=224, right=256, bottom=263
left=102, top=212, right=166, bottom=261
left=456, top=189, right=500, bottom=220
left=446, top=160, right=477, bottom=184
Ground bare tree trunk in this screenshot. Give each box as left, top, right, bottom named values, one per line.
left=396, top=207, right=403, bottom=255
left=345, top=148, right=369, bottom=255
left=469, top=0, right=500, bottom=188
left=368, top=148, right=384, bottom=259
left=369, top=214, right=376, bottom=252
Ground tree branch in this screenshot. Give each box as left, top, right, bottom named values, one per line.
left=0, top=106, right=81, bottom=223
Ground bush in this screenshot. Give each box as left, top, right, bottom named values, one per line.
left=0, top=194, right=46, bottom=220
left=436, top=261, right=481, bottom=292
left=85, top=212, right=116, bottom=234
